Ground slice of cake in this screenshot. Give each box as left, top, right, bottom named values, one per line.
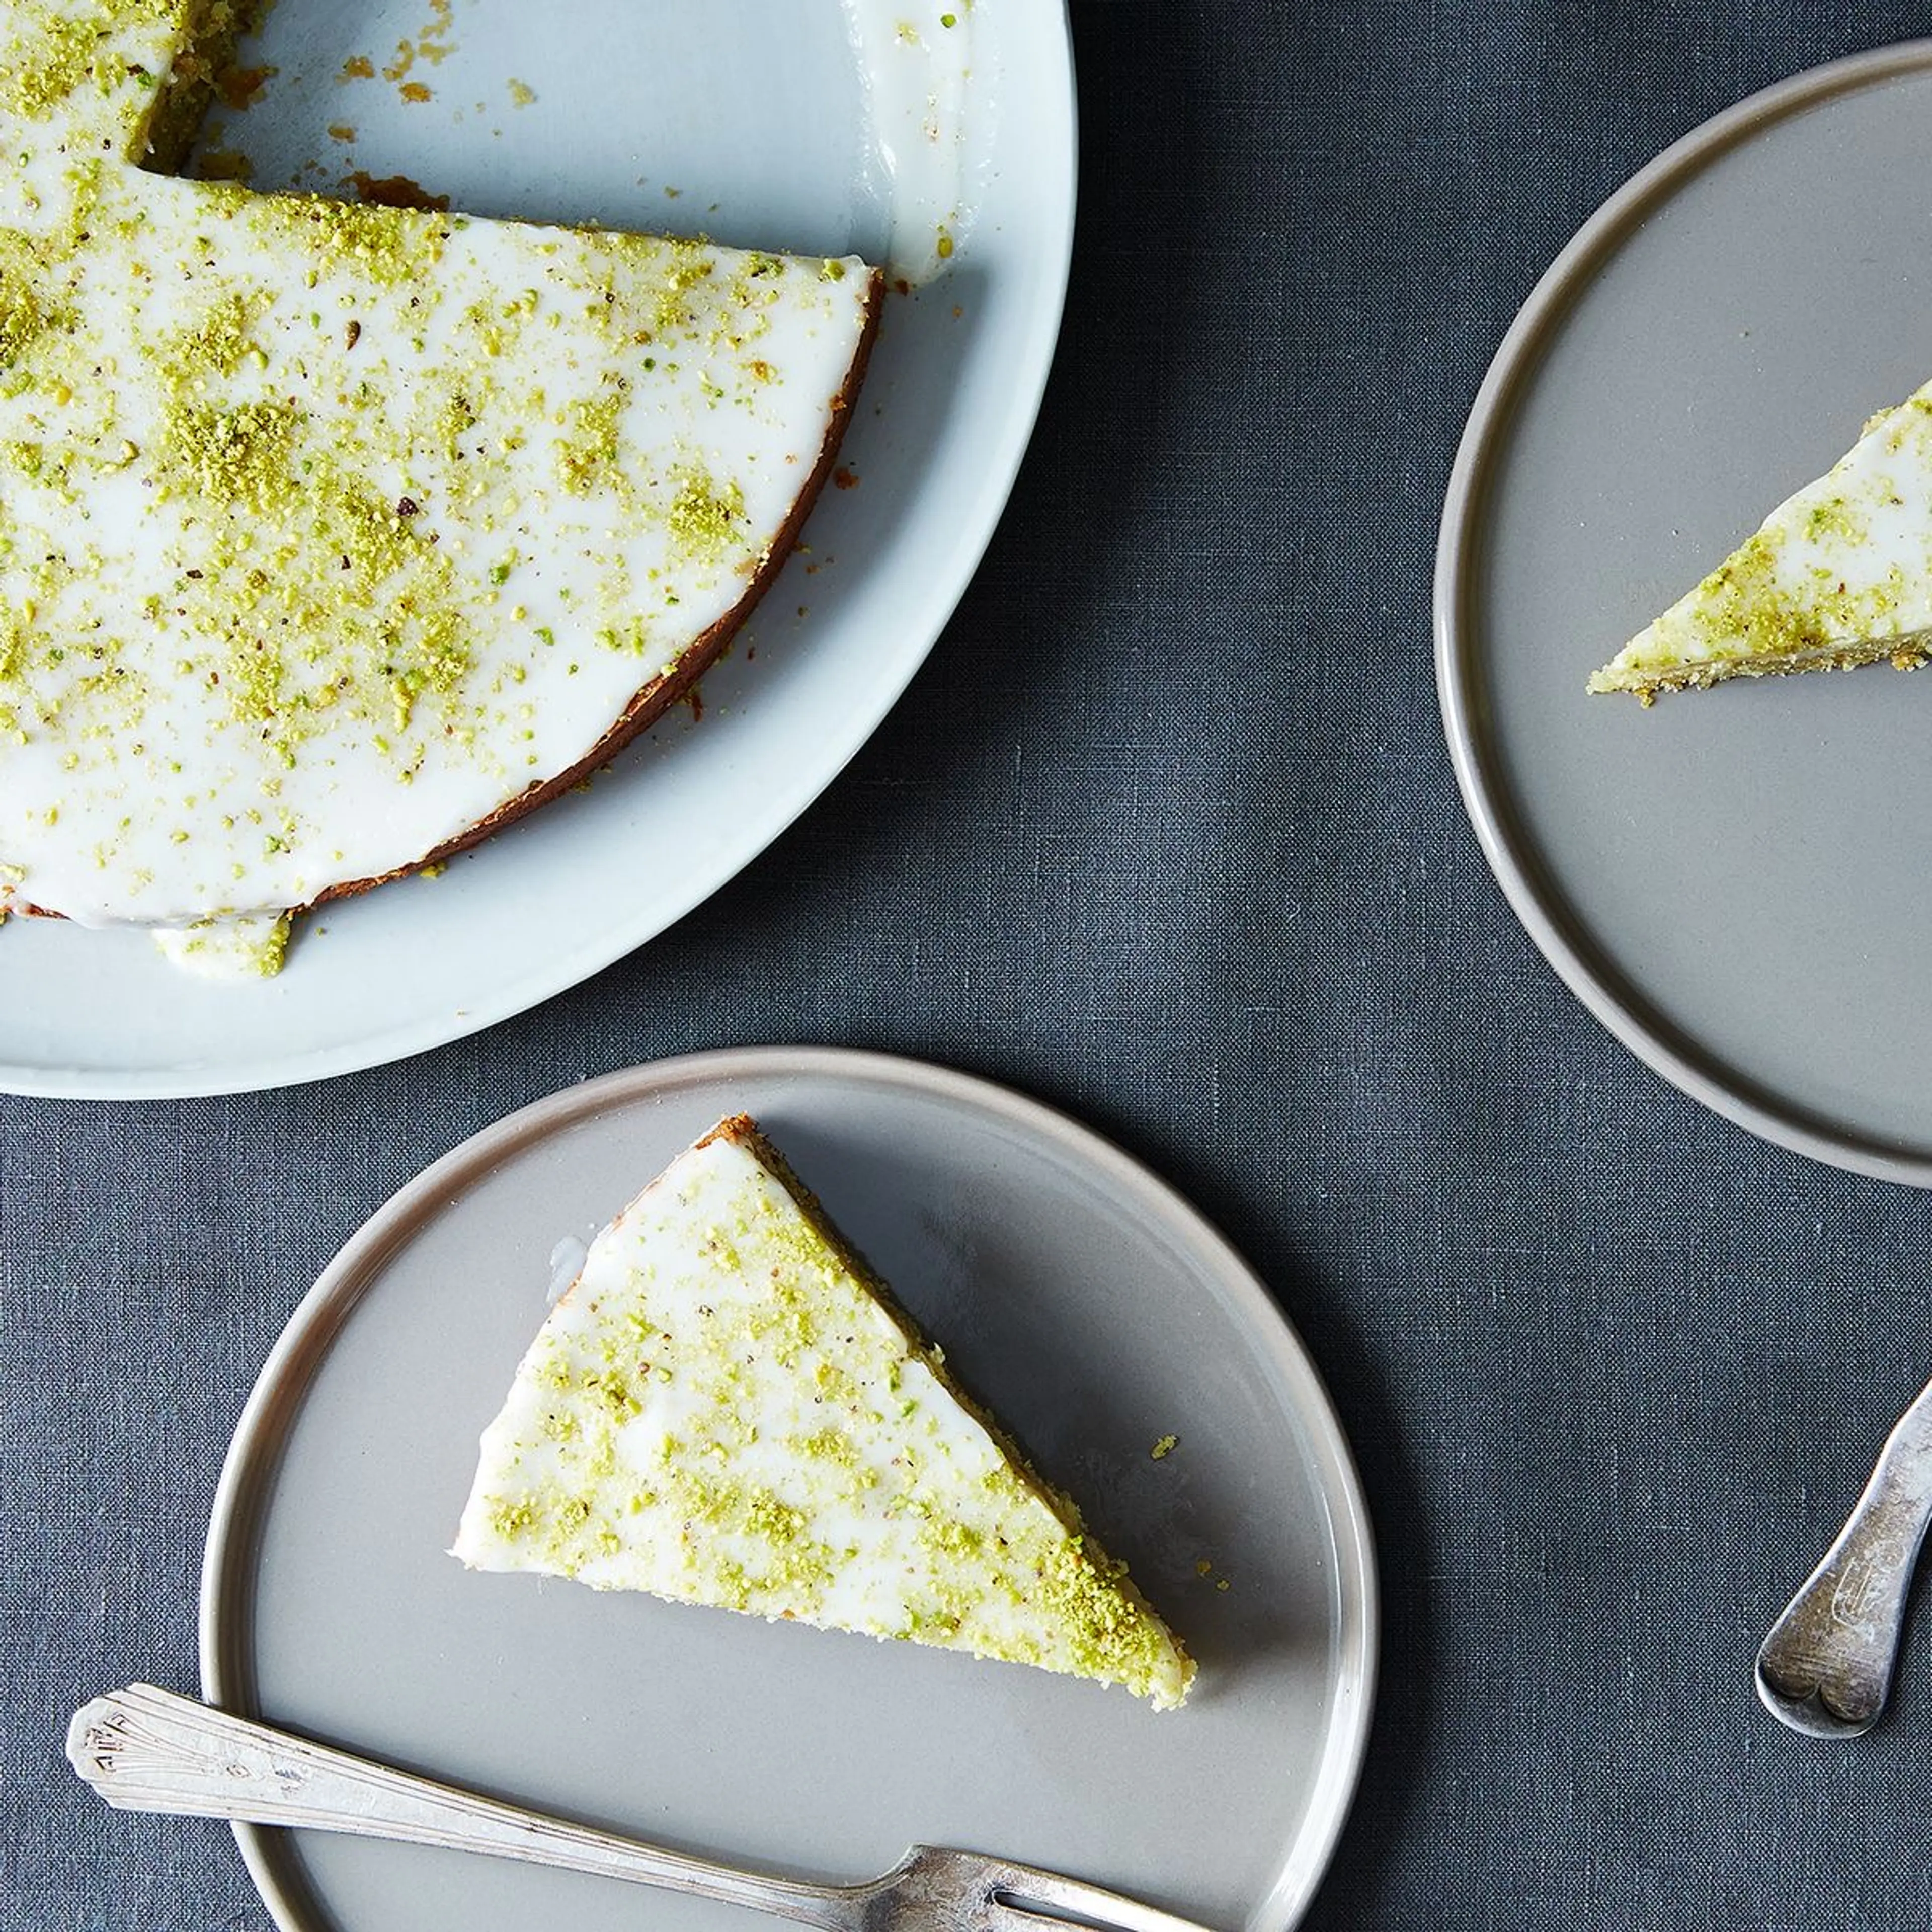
left=1588, top=389, right=1932, bottom=700
left=0, top=0, right=879, bottom=964
left=453, top=1116, right=1195, bottom=1711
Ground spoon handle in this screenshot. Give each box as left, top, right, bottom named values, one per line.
left=1758, top=1377, right=1932, bottom=1735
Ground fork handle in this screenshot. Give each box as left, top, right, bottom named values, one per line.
left=68, top=1685, right=857, bottom=1931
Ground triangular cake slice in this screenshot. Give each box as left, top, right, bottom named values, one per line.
left=453, top=1115, right=1194, bottom=1710
left=0, top=0, right=879, bottom=960
left=1588, top=389, right=1932, bottom=699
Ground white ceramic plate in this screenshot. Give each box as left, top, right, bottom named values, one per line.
left=0, top=2, right=1075, bottom=1098
left=200, top=1048, right=1377, bottom=1932
left=1436, top=41, right=1932, bottom=1183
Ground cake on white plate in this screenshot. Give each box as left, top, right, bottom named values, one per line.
left=1589, top=386, right=1932, bottom=700
left=452, top=1116, right=1196, bottom=1711
left=0, top=0, right=880, bottom=972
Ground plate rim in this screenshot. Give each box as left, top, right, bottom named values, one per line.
left=0, top=1, right=1080, bottom=1102
left=197, top=1042, right=1380, bottom=1932
left=1433, top=35, right=1932, bottom=1189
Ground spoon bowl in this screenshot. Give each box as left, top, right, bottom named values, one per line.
left=1756, top=1371, right=1932, bottom=1738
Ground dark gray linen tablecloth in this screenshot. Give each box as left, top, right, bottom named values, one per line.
left=10, top=3, right=1932, bottom=1926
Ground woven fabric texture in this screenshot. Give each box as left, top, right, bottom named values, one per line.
left=10, top=4, right=1932, bottom=1928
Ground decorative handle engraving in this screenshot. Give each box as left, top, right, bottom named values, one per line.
left=67, top=1686, right=852, bottom=1928
left=1757, top=1379, right=1932, bottom=1735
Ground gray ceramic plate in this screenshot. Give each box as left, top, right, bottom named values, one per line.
left=1436, top=40, right=1932, bottom=1184
left=199, top=1048, right=1376, bottom=1932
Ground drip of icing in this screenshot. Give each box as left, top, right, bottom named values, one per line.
left=842, top=0, right=979, bottom=284
left=151, top=910, right=293, bottom=980
left=546, top=1233, right=589, bottom=1305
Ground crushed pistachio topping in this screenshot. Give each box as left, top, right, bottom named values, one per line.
left=555, top=387, right=625, bottom=496
left=666, top=468, right=746, bottom=566
left=453, top=1121, right=1194, bottom=1710
left=0, top=0, right=876, bottom=957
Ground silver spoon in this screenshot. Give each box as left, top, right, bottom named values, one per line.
left=1757, top=1370, right=1932, bottom=1736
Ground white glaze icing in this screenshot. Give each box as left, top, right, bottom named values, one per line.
left=453, top=1121, right=1194, bottom=1708
left=0, top=0, right=875, bottom=953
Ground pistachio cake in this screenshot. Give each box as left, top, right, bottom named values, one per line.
left=452, top=1117, right=1195, bottom=1711
left=0, top=0, right=880, bottom=967
left=1589, top=389, right=1932, bottom=700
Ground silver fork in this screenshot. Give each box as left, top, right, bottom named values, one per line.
left=68, top=1685, right=1218, bottom=1932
